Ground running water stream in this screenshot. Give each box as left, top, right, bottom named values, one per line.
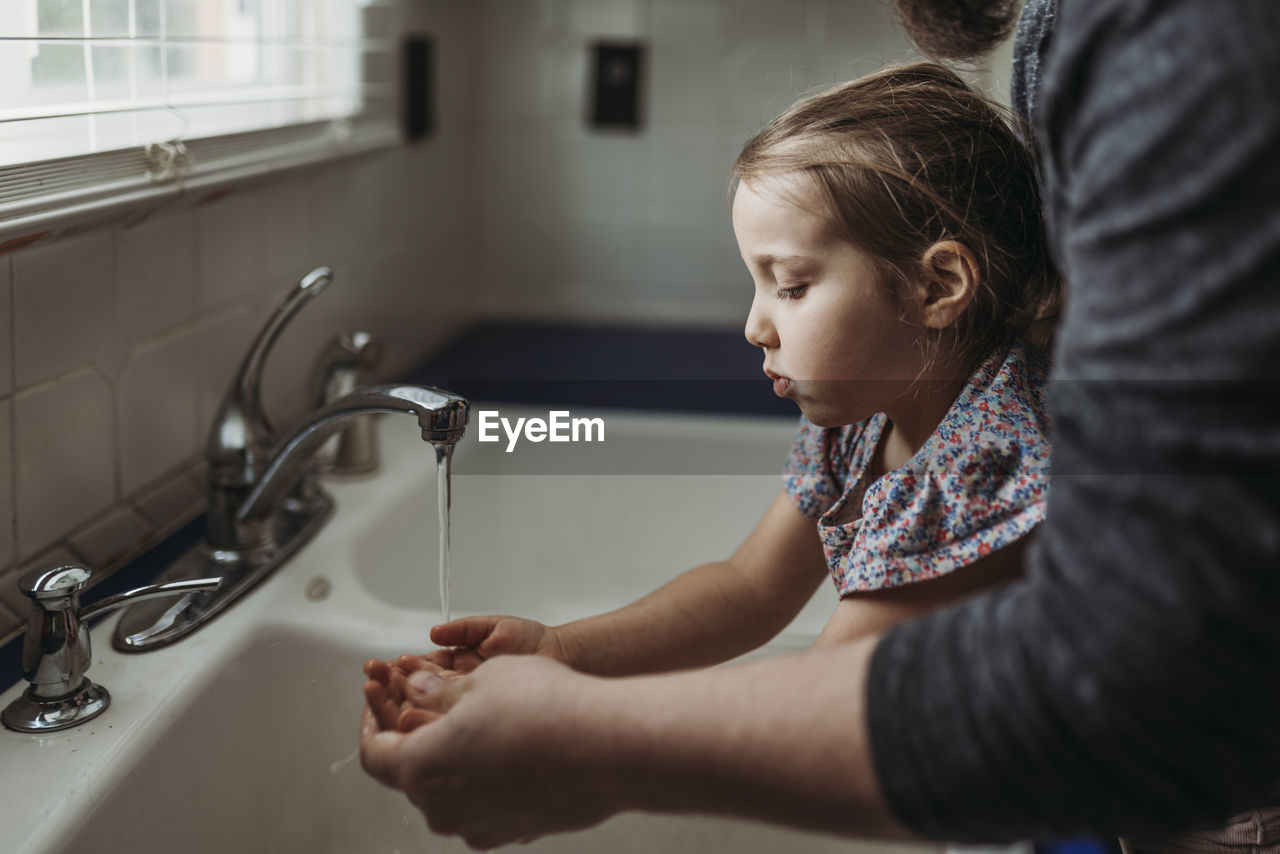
left=435, top=444, right=453, bottom=624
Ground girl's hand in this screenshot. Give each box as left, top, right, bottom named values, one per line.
left=363, top=655, right=456, bottom=732
left=425, top=615, right=571, bottom=673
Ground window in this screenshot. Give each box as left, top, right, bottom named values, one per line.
left=0, top=0, right=397, bottom=239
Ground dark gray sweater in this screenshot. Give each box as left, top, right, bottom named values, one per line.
left=867, top=0, right=1280, bottom=840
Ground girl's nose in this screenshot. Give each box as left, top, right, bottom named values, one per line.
left=744, top=295, right=777, bottom=349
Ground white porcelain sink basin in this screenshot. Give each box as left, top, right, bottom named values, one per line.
left=0, top=407, right=943, bottom=854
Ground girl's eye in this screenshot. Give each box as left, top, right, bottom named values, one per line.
left=775, top=285, right=807, bottom=301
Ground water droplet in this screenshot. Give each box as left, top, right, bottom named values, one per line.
left=330, top=747, right=359, bottom=774
left=306, top=576, right=332, bottom=602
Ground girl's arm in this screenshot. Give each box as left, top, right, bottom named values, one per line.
left=430, top=488, right=830, bottom=677
left=553, top=488, right=830, bottom=675
left=811, top=533, right=1030, bottom=647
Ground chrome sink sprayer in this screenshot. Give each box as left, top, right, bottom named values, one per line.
left=111, top=267, right=468, bottom=652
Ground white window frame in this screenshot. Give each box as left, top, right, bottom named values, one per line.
left=0, top=0, right=402, bottom=247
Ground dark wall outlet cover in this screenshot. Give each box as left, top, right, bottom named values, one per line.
left=590, top=42, right=644, bottom=131
left=404, top=35, right=435, bottom=141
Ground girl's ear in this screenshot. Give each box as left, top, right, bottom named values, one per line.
left=916, top=240, right=980, bottom=330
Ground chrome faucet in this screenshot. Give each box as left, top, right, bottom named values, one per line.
left=238, top=384, right=467, bottom=529
left=111, top=267, right=468, bottom=652
left=3, top=564, right=221, bottom=732
left=203, top=265, right=333, bottom=554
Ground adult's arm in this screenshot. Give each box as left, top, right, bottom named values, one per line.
left=867, top=0, right=1280, bottom=839
left=361, top=639, right=915, bottom=849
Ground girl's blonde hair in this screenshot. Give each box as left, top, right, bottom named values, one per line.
left=733, top=62, right=1060, bottom=365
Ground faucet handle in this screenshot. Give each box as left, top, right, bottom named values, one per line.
left=311, top=331, right=383, bottom=409
left=3, top=564, right=221, bottom=734
left=206, top=266, right=334, bottom=488
left=310, top=331, right=384, bottom=476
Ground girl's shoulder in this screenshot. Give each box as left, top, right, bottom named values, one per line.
left=838, top=341, right=1053, bottom=593
left=920, top=339, right=1052, bottom=474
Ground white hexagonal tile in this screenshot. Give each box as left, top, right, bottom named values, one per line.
left=12, top=231, right=115, bottom=391
left=67, top=505, right=150, bottom=572
left=116, top=331, right=199, bottom=496
left=254, top=178, right=313, bottom=287
left=14, top=370, right=115, bottom=559
left=0, top=397, right=13, bottom=571
left=116, top=208, right=196, bottom=342
left=0, top=258, right=12, bottom=398
left=194, top=190, right=258, bottom=315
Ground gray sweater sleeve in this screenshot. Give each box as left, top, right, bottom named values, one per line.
left=866, top=0, right=1280, bottom=840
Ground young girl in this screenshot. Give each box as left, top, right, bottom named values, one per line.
left=366, top=63, right=1060, bottom=730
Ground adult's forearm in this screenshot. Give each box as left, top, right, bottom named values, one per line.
left=360, top=641, right=908, bottom=848
left=589, top=636, right=913, bottom=839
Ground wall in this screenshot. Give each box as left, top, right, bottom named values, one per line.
left=471, top=0, right=1011, bottom=328
left=0, top=1, right=478, bottom=640
left=0, top=0, right=1017, bottom=641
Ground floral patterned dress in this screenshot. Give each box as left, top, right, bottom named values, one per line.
left=784, top=340, right=1052, bottom=595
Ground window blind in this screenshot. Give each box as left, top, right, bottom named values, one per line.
left=0, top=0, right=399, bottom=240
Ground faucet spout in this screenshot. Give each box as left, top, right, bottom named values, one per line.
left=236, top=384, right=468, bottom=529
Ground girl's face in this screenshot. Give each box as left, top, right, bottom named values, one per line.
left=733, top=174, right=928, bottom=428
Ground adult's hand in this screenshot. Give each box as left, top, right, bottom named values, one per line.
left=358, top=638, right=914, bottom=849
left=360, top=655, right=620, bottom=849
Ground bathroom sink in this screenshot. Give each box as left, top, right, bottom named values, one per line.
left=1, top=409, right=942, bottom=854
left=48, top=626, right=936, bottom=854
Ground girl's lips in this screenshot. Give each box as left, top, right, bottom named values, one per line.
left=764, top=369, right=792, bottom=397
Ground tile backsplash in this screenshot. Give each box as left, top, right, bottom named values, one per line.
left=0, top=0, right=1014, bottom=640
left=0, top=150, right=477, bottom=638
left=0, top=2, right=477, bottom=640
